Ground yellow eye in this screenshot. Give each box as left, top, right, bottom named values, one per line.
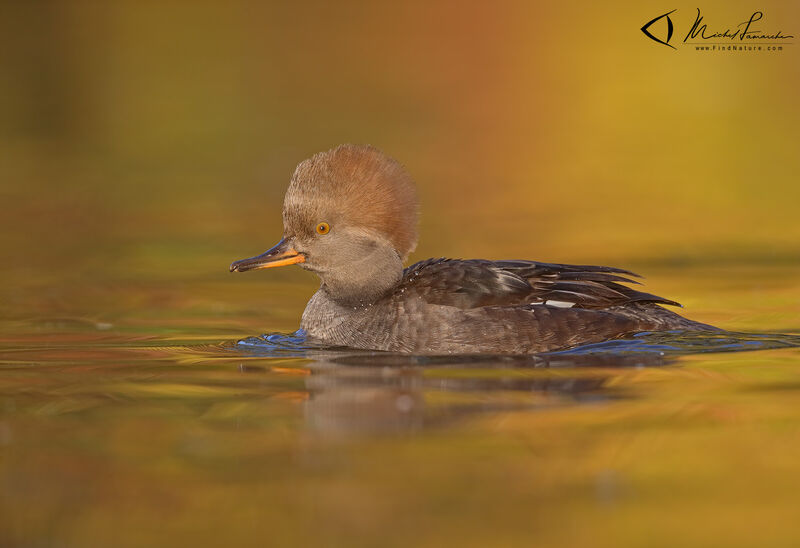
left=316, top=222, right=330, bottom=235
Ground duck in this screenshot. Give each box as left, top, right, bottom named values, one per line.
left=230, top=144, right=717, bottom=354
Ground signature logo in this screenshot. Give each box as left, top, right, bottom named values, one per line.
left=641, top=9, right=677, bottom=49
left=641, top=9, right=794, bottom=50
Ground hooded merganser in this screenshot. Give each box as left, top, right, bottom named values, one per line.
left=230, top=144, right=716, bottom=354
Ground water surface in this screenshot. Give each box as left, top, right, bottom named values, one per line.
left=2, top=263, right=799, bottom=547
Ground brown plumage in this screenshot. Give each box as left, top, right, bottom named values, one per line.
left=230, top=144, right=718, bottom=354
left=284, top=144, right=419, bottom=260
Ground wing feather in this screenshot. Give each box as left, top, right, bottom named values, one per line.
left=401, top=258, right=680, bottom=310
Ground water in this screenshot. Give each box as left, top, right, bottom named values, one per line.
left=2, top=287, right=799, bottom=546
left=238, top=328, right=800, bottom=359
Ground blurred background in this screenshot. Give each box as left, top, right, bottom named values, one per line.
left=1, top=0, right=798, bottom=333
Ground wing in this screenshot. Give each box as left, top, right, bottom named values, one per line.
left=400, top=258, right=680, bottom=310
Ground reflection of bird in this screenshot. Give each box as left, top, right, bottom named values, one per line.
left=230, top=144, right=717, bottom=354
left=299, top=354, right=627, bottom=437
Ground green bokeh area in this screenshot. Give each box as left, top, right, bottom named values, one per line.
left=1, top=2, right=799, bottom=547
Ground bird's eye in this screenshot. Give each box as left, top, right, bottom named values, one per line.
left=316, top=222, right=330, bottom=235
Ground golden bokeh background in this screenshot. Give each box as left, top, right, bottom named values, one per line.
left=3, top=1, right=799, bottom=269
left=2, top=1, right=799, bottom=333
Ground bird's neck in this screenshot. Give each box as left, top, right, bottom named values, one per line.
left=317, top=246, right=403, bottom=307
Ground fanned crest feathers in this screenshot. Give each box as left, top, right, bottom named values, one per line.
left=283, top=144, right=419, bottom=260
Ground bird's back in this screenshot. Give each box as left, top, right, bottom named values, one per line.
left=300, top=258, right=717, bottom=354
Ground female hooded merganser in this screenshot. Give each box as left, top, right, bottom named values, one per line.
left=230, top=144, right=716, bottom=354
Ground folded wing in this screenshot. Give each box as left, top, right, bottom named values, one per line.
left=401, top=258, right=680, bottom=310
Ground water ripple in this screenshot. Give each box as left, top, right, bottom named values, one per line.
left=231, top=328, right=800, bottom=367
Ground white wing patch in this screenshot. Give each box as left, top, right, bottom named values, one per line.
left=544, top=300, right=575, bottom=308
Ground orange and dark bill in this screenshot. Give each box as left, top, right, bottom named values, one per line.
left=229, top=238, right=305, bottom=272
